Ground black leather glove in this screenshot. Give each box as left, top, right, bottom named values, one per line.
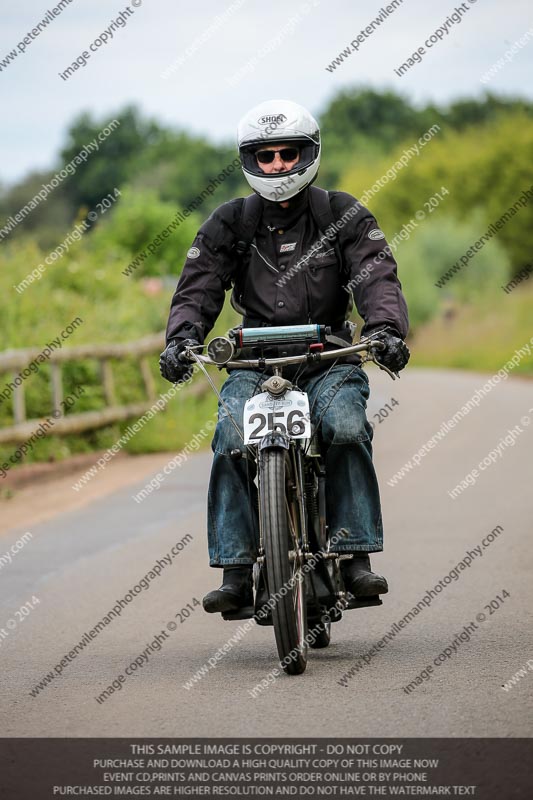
left=367, top=329, right=410, bottom=372
left=159, top=338, right=199, bottom=383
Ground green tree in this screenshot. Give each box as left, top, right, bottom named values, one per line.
left=59, top=106, right=165, bottom=213
left=341, top=113, right=533, bottom=275
left=319, top=88, right=433, bottom=146
left=131, top=133, right=248, bottom=215
left=445, top=93, right=533, bottom=129
left=0, top=169, right=72, bottom=247
left=318, top=88, right=439, bottom=184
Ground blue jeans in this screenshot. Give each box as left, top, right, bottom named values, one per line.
left=207, top=364, right=383, bottom=566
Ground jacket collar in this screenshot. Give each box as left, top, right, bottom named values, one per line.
left=261, top=187, right=310, bottom=229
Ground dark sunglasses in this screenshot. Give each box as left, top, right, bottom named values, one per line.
left=255, top=147, right=300, bottom=164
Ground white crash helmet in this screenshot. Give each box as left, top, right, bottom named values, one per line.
left=237, top=99, right=321, bottom=202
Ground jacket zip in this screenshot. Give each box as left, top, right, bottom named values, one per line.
left=302, top=269, right=312, bottom=323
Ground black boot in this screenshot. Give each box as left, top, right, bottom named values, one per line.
left=202, top=566, right=253, bottom=614
left=253, top=568, right=272, bottom=625
left=341, top=554, right=388, bottom=598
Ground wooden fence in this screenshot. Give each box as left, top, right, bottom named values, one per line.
left=0, top=333, right=208, bottom=444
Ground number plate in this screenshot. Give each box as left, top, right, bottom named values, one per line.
left=243, top=391, right=311, bottom=444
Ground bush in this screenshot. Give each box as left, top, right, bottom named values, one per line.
left=341, top=113, right=533, bottom=276
left=392, top=213, right=509, bottom=329
left=88, top=188, right=200, bottom=277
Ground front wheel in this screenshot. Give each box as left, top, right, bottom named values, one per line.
left=259, top=446, right=308, bottom=675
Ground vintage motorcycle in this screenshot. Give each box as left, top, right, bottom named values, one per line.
left=180, top=323, right=396, bottom=675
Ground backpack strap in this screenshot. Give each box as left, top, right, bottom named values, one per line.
left=236, top=187, right=364, bottom=288
left=308, top=186, right=336, bottom=234
left=237, top=187, right=350, bottom=268
left=229, top=194, right=263, bottom=317
left=308, top=186, right=349, bottom=279
left=235, top=193, right=263, bottom=256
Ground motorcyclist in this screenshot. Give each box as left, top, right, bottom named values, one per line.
left=160, top=100, right=410, bottom=614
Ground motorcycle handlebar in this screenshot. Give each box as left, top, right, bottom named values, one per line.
left=182, top=336, right=391, bottom=374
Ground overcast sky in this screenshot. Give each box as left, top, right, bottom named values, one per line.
left=1, top=0, right=532, bottom=185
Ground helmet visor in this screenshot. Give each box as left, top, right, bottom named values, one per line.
left=240, top=137, right=319, bottom=179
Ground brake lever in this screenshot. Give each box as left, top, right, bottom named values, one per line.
left=363, top=342, right=398, bottom=380
left=371, top=355, right=398, bottom=380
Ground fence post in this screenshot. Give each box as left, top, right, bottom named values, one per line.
left=51, top=362, right=63, bottom=417
left=13, top=379, right=26, bottom=425
left=140, top=357, right=156, bottom=401
left=101, top=359, right=116, bottom=406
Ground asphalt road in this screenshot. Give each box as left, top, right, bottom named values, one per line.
left=1, top=368, right=532, bottom=737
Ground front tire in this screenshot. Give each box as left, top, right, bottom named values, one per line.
left=259, top=446, right=308, bottom=675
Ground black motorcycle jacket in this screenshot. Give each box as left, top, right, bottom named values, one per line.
left=165, top=187, right=409, bottom=371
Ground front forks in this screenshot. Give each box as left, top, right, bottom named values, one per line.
left=256, top=438, right=309, bottom=561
